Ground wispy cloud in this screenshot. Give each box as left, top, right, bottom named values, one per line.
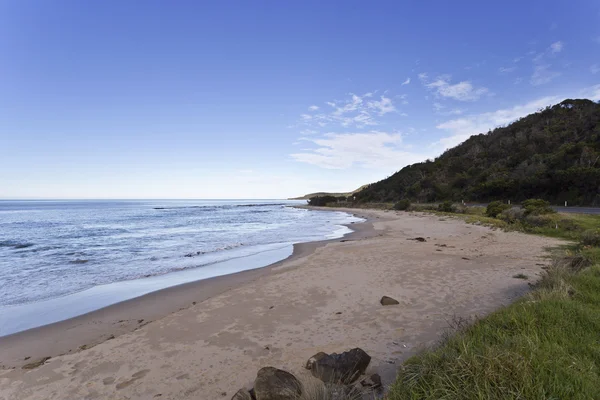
left=290, top=131, right=430, bottom=170
left=499, top=66, right=517, bottom=73
left=423, top=75, right=489, bottom=101
left=550, top=41, right=564, bottom=53
left=591, top=64, right=600, bottom=74
left=401, top=77, right=411, bottom=85
left=297, top=92, right=400, bottom=129
left=531, top=65, right=560, bottom=86
left=367, top=96, right=396, bottom=115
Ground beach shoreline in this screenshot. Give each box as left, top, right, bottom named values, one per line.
left=0, top=208, right=565, bottom=400
left=0, top=207, right=377, bottom=369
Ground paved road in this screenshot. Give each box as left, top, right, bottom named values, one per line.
left=553, top=206, right=600, bottom=215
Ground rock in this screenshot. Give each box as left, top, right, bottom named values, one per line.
left=22, top=356, right=51, bottom=370
left=253, top=367, right=302, bottom=400
left=305, top=352, right=328, bottom=370
left=407, top=237, right=426, bottom=242
left=360, top=373, right=382, bottom=389
left=310, top=348, right=371, bottom=384
left=231, top=389, right=253, bottom=400
left=380, top=296, right=399, bottom=306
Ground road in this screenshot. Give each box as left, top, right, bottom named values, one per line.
left=466, top=204, right=600, bottom=215
left=553, top=206, right=600, bottom=215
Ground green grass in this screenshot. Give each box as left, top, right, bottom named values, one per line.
left=387, top=262, right=600, bottom=400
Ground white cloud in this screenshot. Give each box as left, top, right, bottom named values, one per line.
left=514, top=77, right=524, bottom=84
left=367, top=96, right=396, bottom=115
left=530, top=65, right=561, bottom=85
left=290, top=131, right=430, bottom=170
left=298, top=92, right=400, bottom=129
left=401, top=77, right=411, bottom=85
left=591, top=64, right=600, bottom=74
left=425, top=77, right=489, bottom=101
left=550, top=41, right=564, bottom=53
left=499, top=66, right=516, bottom=73
left=580, top=84, right=600, bottom=101
left=418, top=72, right=428, bottom=81
left=308, top=105, right=319, bottom=111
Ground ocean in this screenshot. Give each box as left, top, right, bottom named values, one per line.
left=0, top=200, right=362, bottom=335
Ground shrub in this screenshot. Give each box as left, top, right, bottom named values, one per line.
left=485, top=201, right=511, bottom=218
left=393, top=199, right=411, bottom=211
left=498, top=207, right=525, bottom=223
left=524, top=214, right=555, bottom=228
left=581, top=229, right=600, bottom=246
left=522, top=199, right=555, bottom=216
left=437, top=201, right=454, bottom=213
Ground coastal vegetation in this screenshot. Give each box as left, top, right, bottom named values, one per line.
left=350, top=99, right=600, bottom=206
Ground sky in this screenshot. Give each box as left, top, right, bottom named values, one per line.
left=1, top=1, right=599, bottom=199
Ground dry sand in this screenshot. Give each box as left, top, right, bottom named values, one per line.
left=0, top=208, right=564, bottom=399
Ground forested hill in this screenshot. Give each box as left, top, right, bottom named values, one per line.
left=354, top=99, right=600, bottom=206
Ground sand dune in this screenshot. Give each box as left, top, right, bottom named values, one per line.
left=0, top=209, right=564, bottom=399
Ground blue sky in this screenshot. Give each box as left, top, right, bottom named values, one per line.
left=1, top=1, right=599, bottom=199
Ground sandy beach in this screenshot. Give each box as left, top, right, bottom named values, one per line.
left=0, top=208, right=564, bottom=399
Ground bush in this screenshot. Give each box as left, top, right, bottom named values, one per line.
left=522, top=199, right=555, bottom=216
left=393, top=199, right=411, bottom=211
left=498, top=207, right=525, bottom=223
left=485, top=201, right=511, bottom=218
left=581, top=229, right=600, bottom=246
left=524, top=214, right=554, bottom=228
left=437, top=201, right=454, bottom=213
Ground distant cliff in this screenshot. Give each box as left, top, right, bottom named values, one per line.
left=289, top=185, right=369, bottom=200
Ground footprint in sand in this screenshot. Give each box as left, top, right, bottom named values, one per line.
left=115, top=369, right=150, bottom=390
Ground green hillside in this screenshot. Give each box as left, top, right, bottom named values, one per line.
left=355, top=99, right=600, bottom=206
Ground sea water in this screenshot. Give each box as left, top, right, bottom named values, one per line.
left=0, top=200, right=362, bottom=335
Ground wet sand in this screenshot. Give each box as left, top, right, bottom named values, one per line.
left=0, top=209, right=564, bottom=399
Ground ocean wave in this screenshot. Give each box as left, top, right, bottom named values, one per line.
left=153, top=203, right=286, bottom=211
left=184, top=242, right=245, bottom=258
left=69, top=259, right=89, bottom=264
left=0, top=240, right=34, bottom=249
